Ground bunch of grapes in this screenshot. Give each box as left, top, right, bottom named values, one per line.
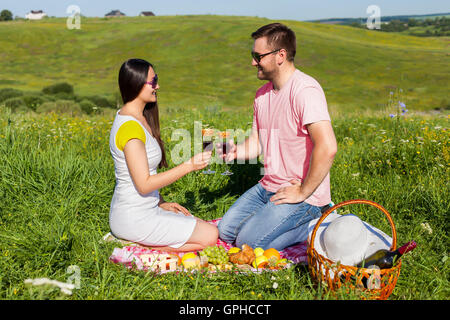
left=199, top=246, right=229, bottom=265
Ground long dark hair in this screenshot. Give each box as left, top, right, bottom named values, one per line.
left=118, top=58, right=168, bottom=168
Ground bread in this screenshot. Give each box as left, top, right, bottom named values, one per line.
left=229, top=244, right=256, bottom=265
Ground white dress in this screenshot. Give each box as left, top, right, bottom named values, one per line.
left=108, top=110, right=197, bottom=248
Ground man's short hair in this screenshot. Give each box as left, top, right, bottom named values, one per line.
left=251, top=23, right=296, bottom=62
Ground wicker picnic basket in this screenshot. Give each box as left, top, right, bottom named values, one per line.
left=307, top=199, right=402, bottom=300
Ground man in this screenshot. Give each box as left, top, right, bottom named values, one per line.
left=217, top=23, right=337, bottom=251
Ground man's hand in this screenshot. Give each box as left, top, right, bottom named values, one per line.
left=216, top=129, right=261, bottom=162
left=269, top=179, right=307, bottom=205
left=216, top=139, right=237, bottom=163
left=159, top=202, right=192, bottom=216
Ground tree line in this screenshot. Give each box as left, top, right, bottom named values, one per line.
left=0, top=9, right=13, bottom=21
left=350, top=16, right=450, bottom=37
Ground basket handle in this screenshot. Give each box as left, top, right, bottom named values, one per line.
left=310, top=199, right=397, bottom=252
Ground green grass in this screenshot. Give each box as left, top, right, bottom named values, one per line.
left=0, top=104, right=448, bottom=300
left=0, top=15, right=448, bottom=115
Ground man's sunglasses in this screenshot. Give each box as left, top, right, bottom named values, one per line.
left=145, top=74, right=158, bottom=89
left=251, top=49, right=281, bottom=63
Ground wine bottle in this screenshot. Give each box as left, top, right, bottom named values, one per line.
left=356, top=241, right=416, bottom=269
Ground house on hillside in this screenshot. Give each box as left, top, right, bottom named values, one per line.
left=139, top=11, right=155, bottom=17
left=105, top=10, right=126, bottom=17
left=25, top=10, right=47, bottom=20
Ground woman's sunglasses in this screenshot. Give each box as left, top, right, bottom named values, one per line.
left=251, top=49, right=281, bottom=63
left=145, top=74, right=158, bottom=89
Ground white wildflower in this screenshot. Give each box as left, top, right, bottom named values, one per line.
left=24, top=278, right=75, bottom=295
left=272, top=282, right=279, bottom=289
left=357, top=188, right=367, bottom=195
left=420, top=222, right=432, bottom=234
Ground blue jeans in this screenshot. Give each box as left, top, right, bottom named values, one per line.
left=218, top=183, right=326, bottom=251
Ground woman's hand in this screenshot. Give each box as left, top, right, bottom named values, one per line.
left=184, top=151, right=212, bottom=172
left=159, top=202, right=192, bottom=216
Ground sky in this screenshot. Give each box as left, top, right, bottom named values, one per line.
left=2, top=0, right=449, bottom=21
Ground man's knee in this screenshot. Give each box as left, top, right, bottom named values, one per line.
left=235, top=233, right=259, bottom=249
left=218, top=218, right=236, bottom=244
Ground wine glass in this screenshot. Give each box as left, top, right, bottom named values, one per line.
left=219, top=131, right=233, bottom=176
left=202, top=129, right=215, bottom=174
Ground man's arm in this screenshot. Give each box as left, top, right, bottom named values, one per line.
left=298, top=120, right=337, bottom=199
left=236, top=128, right=262, bottom=161
left=270, top=120, right=337, bottom=205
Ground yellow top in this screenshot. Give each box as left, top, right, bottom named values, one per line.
left=115, top=120, right=146, bottom=151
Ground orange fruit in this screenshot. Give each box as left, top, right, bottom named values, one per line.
left=263, top=248, right=280, bottom=261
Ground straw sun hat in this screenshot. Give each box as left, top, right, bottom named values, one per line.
left=308, top=213, right=392, bottom=266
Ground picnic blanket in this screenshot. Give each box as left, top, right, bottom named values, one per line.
left=107, top=218, right=309, bottom=273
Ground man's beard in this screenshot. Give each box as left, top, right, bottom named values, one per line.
left=257, top=64, right=275, bottom=81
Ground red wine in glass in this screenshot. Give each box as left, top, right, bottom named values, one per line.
left=202, top=133, right=215, bottom=174
left=203, top=141, right=213, bottom=152
left=220, top=143, right=228, bottom=154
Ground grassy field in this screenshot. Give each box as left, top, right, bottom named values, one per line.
left=0, top=15, right=449, bottom=114
left=0, top=103, right=448, bottom=300
left=0, top=15, right=448, bottom=301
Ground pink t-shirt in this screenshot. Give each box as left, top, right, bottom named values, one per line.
left=253, top=69, right=331, bottom=206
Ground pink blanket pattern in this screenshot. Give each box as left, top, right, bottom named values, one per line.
left=109, top=218, right=309, bottom=272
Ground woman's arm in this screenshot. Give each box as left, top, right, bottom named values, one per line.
left=123, top=139, right=211, bottom=195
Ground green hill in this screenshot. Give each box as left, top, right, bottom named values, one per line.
left=0, top=15, right=448, bottom=114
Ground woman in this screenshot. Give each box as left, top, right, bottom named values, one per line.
left=109, top=58, right=218, bottom=252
